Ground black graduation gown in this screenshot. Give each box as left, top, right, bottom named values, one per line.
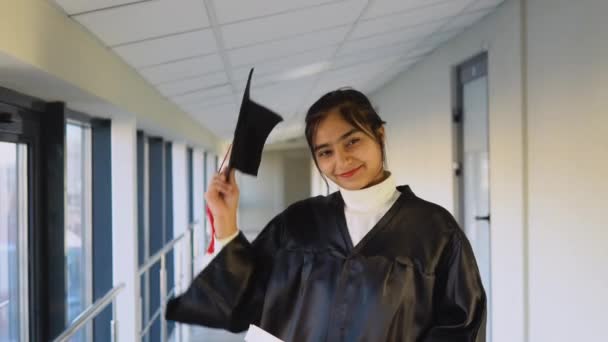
left=165, top=185, right=486, bottom=341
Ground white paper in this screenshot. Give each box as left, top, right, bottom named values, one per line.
left=244, top=324, right=284, bottom=342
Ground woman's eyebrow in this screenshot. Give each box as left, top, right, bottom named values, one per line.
left=314, top=128, right=359, bottom=151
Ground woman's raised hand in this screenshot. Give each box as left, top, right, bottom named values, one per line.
left=204, top=168, right=239, bottom=239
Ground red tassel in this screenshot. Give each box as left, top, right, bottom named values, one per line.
left=206, top=205, right=215, bottom=254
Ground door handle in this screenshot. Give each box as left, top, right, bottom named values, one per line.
left=474, top=215, right=491, bottom=222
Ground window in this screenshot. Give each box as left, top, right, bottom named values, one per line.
left=65, top=122, right=93, bottom=339
left=0, top=142, right=28, bottom=342
left=137, top=134, right=174, bottom=342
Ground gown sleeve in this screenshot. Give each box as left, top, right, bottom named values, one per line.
left=164, top=213, right=284, bottom=332
left=423, top=232, right=487, bottom=342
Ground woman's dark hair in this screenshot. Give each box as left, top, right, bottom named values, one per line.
left=305, top=88, right=387, bottom=192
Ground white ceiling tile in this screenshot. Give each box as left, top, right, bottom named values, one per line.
left=268, top=121, right=306, bottom=142
left=113, top=29, right=217, bottom=67
left=228, top=26, right=348, bottom=67
left=340, top=21, right=443, bottom=55
left=180, top=94, right=237, bottom=112
left=52, top=0, right=138, bottom=15
left=363, top=0, right=448, bottom=19
left=309, top=61, right=401, bottom=101
left=156, top=71, right=229, bottom=96
left=233, top=62, right=328, bottom=91
left=440, top=8, right=494, bottom=33
left=417, top=29, right=462, bottom=48
left=332, top=41, right=426, bottom=69
left=221, top=0, right=366, bottom=49
left=213, top=0, right=336, bottom=24
left=352, top=0, right=471, bottom=39
left=138, top=54, right=224, bottom=84
left=326, top=58, right=402, bottom=81
left=363, top=59, right=419, bottom=92
left=466, top=0, right=505, bottom=12
left=73, top=0, right=210, bottom=46
left=250, top=79, right=315, bottom=115
left=189, top=103, right=239, bottom=137
left=171, top=84, right=233, bottom=106
left=232, top=48, right=336, bottom=82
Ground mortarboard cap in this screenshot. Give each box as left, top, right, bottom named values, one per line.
left=227, top=68, right=283, bottom=176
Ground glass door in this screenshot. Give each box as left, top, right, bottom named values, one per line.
left=0, top=141, right=29, bottom=342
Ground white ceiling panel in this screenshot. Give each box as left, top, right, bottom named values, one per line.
left=52, top=0, right=506, bottom=142
left=213, top=0, right=337, bottom=24
left=157, top=71, right=229, bottom=96
left=351, top=0, right=471, bottom=39
left=180, top=94, right=236, bottom=112
left=416, top=29, right=462, bottom=48
left=466, top=0, right=505, bottom=12
left=228, top=26, right=348, bottom=67
left=113, top=29, right=217, bottom=67
left=251, top=79, right=314, bottom=115
left=362, top=58, right=419, bottom=91
left=440, top=8, right=494, bottom=33
left=190, top=103, right=239, bottom=138
left=340, top=20, right=444, bottom=55
left=325, top=58, right=402, bottom=82
left=52, top=0, right=139, bottom=15
left=237, top=72, right=316, bottom=92
left=232, top=48, right=336, bottom=82
left=138, top=54, right=224, bottom=85
left=362, top=0, right=449, bottom=19
left=171, top=84, right=233, bottom=106
left=221, top=0, right=366, bottom=49
left=73, top=0, right=210, bottom=46
left=332, top=41, right=427, bottom=69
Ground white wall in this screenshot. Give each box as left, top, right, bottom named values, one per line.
left=171, top=143, right=189, bottom=287
left=239, top=148, right=311, bottom=241
left=110, top=117, right=139, bottom=342
left=525, top=0, right=608, bottom=340
left=372, top=2, right=526, bottom=340
left=370, top=0, right=608, bottom=341
left=192, top=150, right=207, bottom=272
left=239, top=151, right=285, bottom=240
left=283, top=149, right=312, bottom=207
left=170, top=143, right=191, bottom=341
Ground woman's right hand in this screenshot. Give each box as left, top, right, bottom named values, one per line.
left=204, top=168, right=239, bottom=239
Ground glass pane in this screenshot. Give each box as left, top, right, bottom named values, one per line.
left=65, top=123, right=92, bottom=341
left=0, top=142, right=25, bottom=342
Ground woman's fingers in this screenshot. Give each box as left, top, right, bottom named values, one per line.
left=227, top=168, right=236, bottom=186
left=210, top=182, right=230, bottom=197
left=209, top=173, right=237, bottom=196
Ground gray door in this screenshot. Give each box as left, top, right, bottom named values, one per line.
left=455, top=53, right=492, bottom=341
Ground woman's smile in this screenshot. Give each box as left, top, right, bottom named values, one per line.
left=337, top=165, right=363, bottom=178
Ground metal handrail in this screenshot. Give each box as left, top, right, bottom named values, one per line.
left=53, top=283, right=125, bottom=342
left=138, top=223, right=196, bottom=342
left=140, top=307, right=163, bottom=338
left=138, top=230, right=188, bottom=277
left=138, top=222, right=198, bottom=277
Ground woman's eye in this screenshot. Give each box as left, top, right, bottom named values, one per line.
left=318, top=150, right=332, bottom=158
left=347, top=138, right=360, bottom=147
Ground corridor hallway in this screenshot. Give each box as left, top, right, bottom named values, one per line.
left=1, top=0, right=607, bottom=341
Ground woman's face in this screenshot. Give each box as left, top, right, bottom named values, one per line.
left=312, top=108, right=385, bottom=190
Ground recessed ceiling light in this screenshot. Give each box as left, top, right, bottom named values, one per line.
left=276, top=62, right=330, bottom=81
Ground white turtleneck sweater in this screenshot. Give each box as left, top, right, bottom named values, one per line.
left=339, top=174, right=400, bottom=247
left=215, top=174, right=400, bottom=250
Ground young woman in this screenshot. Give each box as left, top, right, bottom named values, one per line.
left=166, top=89, right=486, bottom=341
